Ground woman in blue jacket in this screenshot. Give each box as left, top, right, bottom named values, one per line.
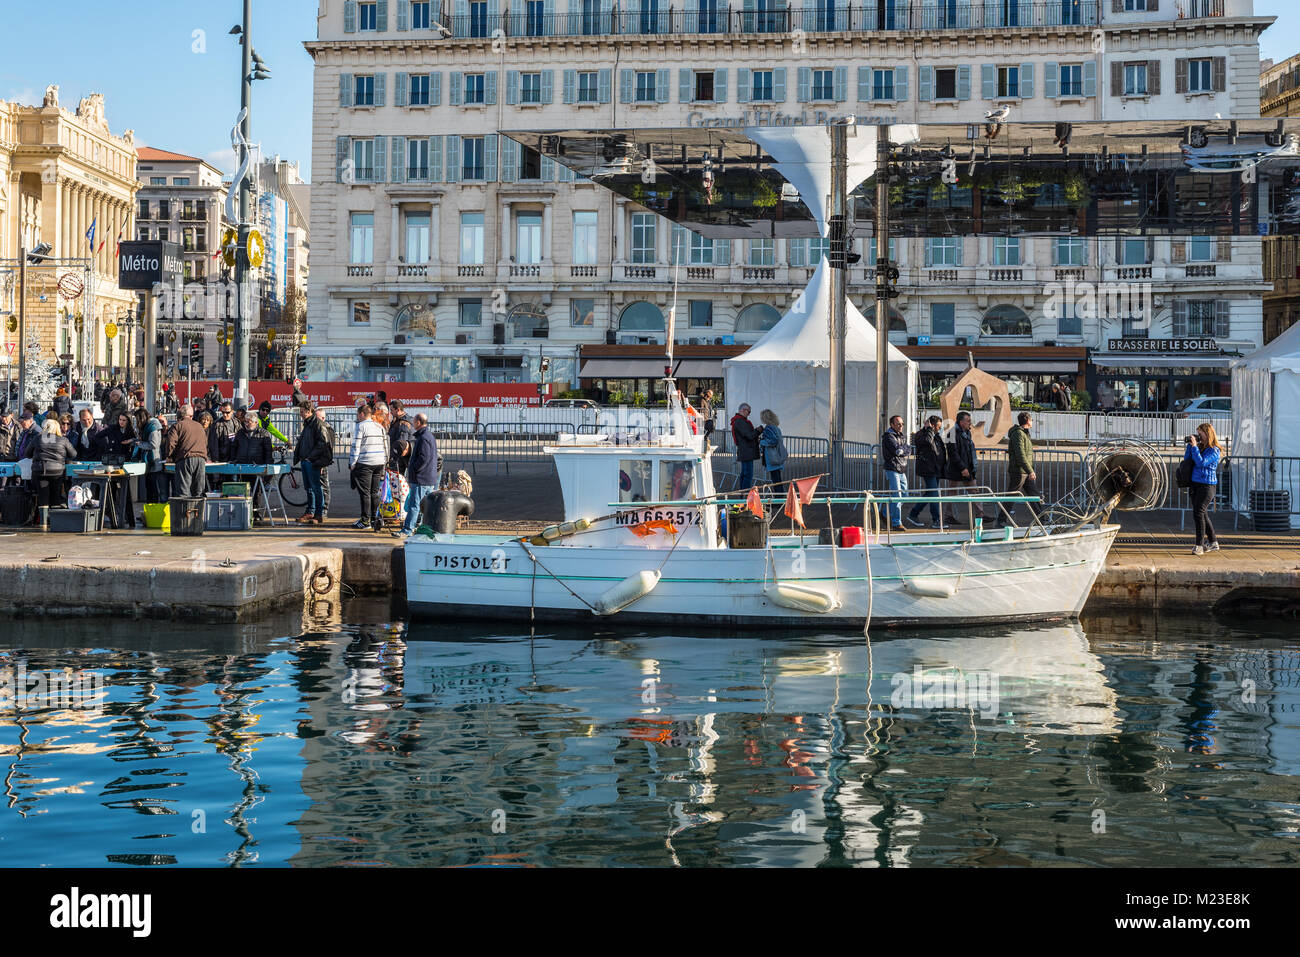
left=1184, top=422, right=1223, bottom=555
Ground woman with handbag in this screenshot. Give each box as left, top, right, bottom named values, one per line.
left=1183, top=421, right=1223, bottom=556
left=349, top=404, right=389, bottom=532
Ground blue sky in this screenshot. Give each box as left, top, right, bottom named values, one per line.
left=2, top=0, right=1298, bottom=186
left=0, top=0, right=319, bottom=178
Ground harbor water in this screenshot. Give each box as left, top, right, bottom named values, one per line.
left=1, top=602, right=1298, bottom=867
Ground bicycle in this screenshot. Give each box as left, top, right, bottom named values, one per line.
left=275, top=445, right=309, bottom=509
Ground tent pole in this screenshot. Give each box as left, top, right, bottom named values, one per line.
left=828, top=123, right=847, bottom=489
left=874, top=128, right=891, bottom=449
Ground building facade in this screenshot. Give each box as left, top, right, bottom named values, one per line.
left=1260, top=53, right=1299, bottom=343
left=305, top=0, right=1272, bottom=410
left=1, top=87, right=138, bottom=383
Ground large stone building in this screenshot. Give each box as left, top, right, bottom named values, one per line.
left=1, top=87, right=138, bottom=384
left=1260, top=53, right=1300, bottom=343
left=304, top=0, right=1272, bottom=410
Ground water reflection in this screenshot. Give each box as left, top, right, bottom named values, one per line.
left=1, top=608, right=1298, bottom=867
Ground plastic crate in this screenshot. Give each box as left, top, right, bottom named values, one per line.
left=143, top=503, right=171, bottom=530
left=1, top=487, right=35, bottom=527
left=204, top=497, right=252, bottom=532
left=169, top=497, right=206, bottom=536
left=221, top=482, right=250, bottom=498
left=49, top=508, right=102, bottom=533
left=727, top=508, right=768, bottom=549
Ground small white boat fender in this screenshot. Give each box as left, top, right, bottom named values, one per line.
left=593, top=570, right=661, bottom=616
left=764, top=583, right=842, bottom=614
left=903, top=578, right=957, bottom=599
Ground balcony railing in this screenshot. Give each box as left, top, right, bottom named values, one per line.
left=686, top=266, right=716, bottom=280
left=1185, top=264, right=1217, bottom=278
left=347, top=265, right=374, bottom=277
left=1116, top=265, right=1153, bottom=280
left=1054, top=266, right=1086, bottom=280
left=442, top=2, right=1099, bottom=40
left=397, top=263, right=432, bottom=277
left=510, top=263, right=543, bottom=277
left=743, top=265, right=776, bottom=280
left=457, top=264, right=485, bottom=277
left=623, top=264, right=657, bottom=279
left=571, top=264, right=598, bottom=277
left=988, top=267, right=1023, bottom=282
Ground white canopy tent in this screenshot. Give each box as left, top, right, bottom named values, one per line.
left=1230, top=322, right=1300, bottom=526
left=722, top=260, right=919, bottom=445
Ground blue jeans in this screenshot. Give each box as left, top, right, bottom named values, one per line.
left=880, top=469, right=907, bottom=527
left=401, top=481, right=439, bottom=534
left=302, top=461, right=324, bottom=518
left=908, top=474, right=940, bottom=525
left=738, top=459, right=754, bottom=490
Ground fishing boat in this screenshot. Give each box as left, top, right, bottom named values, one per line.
left=403, top=395, right=1160, bottom=629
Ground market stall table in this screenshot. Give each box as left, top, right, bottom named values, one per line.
left=163, top=462, right=291, bottom=526
left=65, top=462, right=147, bottom=531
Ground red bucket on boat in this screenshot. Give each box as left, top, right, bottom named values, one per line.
left=839, top=526, right=864, bottom=548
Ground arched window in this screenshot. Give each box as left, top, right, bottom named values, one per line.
left=735, top=303, right=781, bottom=334
left=393, top=303, right=436, bottom=340
left=620, top=300, right=665, bottom=331
left=509, top=301, right=549, bottom=339
left=980, top=304, right=1032, bottom=337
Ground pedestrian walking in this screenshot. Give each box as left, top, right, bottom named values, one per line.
left=879, top=415, right=909, bottom=531
left=730, top=403, right=760, bottom=491
left=1185, top=422, right=1223, bottom=556
left=1001, top=411, right=1039, bottom=527
left=758, top=409, right=787, bottom=495
left=349, top=404, right=389, bottom=532
left=398, top=413, right=440, bottom=537
left=945, top=411, right=978, bottom=525
left=164, top=404, right=209, bottom=498
left=906, top=415, right=947, bottom=528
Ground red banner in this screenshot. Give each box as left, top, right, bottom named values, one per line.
left=169, top=381, right=552, bottom=408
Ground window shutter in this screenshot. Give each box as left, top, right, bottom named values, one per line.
left=1217, top=237, right=1231, bottom=261
left=1044, top=63, right=1058, bottom=98
left=485, top=134, right=498, bottom=181
left=1150, top=0, right=1159, bottom=9
left=894, top=65, right=908, bottom=102
left=1111, top=0, right=1122, bottom=9
left=1174, top=58, right=1187, bottom=94
left=656, top=69, right=670, bottom=103
left=336, top=136, right=351, bottom=183
left=431, top=72, right=441, bottom=105
left=397, top=0, right=409, bottom=30
left=391, top=136, right=407, bottom=183
left=714, top=69, right=727, bottom=103
left=455, top=0, right=469, bottom=27
left=1215, top=299, right=1230, bottom=339
left=1111, top=61, right=1123, bottom=97
left=833, top=66, right=847, bottom=102
left=542, top=155, right=555, bottom=181
left=924, top=239, right=933, bottom=268
left=737, top=68, right=751, bottom=103
left=598, top=69, right=611, bottom=103
left=376, top=0, right=388, bottom=30
left=450, top=72, right=463, bottom=106
left=430, top=136, right=443, bottom=182
left=679, top=69, right=692, bottom=103
left=500, top=138, right=519, bottom=182
left=563, top=69, right=576, bottom=105
left=1172, top=300, right=1188, bottom=337
left=981, top=64, right=995, bottom=100
left=1213, top=56, right=1226, bottom=92
left=789, top=238, right=806, bottom=268
left=857, top=66, right=871, bottom=102
left=1019, top=63, right=1033, bottom=99
left=1170, top=238, right=1185, bottom=262
left=375, top=73, right=386, bottom=106
left=340, top=74, right=354, bottom=108
left=1083, top=61, right=1097, bottom=97
left=773, top=68, right=786, bottom=102
left=797, top=67, right=811, bottom=103
left=620, top=69, right=634, bottom=103
left=955, top=238, right=963, bottom=268
left=506, top=70, right=520, bottom=105
left=1148, top=60, right=1160, bottom=95
left=958, top=65, right=971, bottom=100
left=445, top=135, right=460, bottom=182
left=715, top=239, right=730, bottom=266
left=486, top=71, right=498, bottom=105
left=918, top=66, right=933, bottom=102
left=344, top=0, right=357, bottom=32
left=541, top=71, right=554, bottom=104
left=568, top=2, right=579, bottom=33
left=395, top=72, right=409, bottom=107
left=373, top=136, right=387, bottom=183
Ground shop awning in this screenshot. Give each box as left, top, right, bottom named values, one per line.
left=1091, top=355, right=1232, bottom=369
left=917, top=359, right=1081, bottom=373
left=579, top=358, right=671, bottom=378
left=673, top=358, right=725, bottom=378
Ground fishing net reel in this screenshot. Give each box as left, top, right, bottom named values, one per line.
left=1028, top=440, right=1168, bottom=534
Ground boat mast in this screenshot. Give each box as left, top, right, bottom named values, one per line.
left=874, top=126, right=891, bottom=449
left=828, top=122, right=848, bottom=487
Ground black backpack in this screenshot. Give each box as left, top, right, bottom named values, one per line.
left=1175, top=457, right=1194, bottom=489
left=317, top=421, right=335, bottom=467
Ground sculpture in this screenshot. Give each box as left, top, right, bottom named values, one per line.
left=43, top=85, right=59, bottom=108
left=939, top=363, right=1014, bottom=449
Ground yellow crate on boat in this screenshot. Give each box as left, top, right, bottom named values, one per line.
left=143, top=503, right=171, bottom=531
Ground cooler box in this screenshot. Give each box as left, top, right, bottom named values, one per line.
left=169, top=497, right=206, bottom=536
left=50, top=508, right=102, bottom=533
left=204, top=497, right=252, bottom=531
left=221, top=482, right=251, bottom=498
left=143, top=503, right=171, bottom=530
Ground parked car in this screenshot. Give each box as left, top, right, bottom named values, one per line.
left=544, top=398, right=599, bottom=410
left=1174, top=396, right=1232, bottom=418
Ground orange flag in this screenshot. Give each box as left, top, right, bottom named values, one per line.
left=745, top=485, right=764, bottom=517
left=784, top=483, right=804, bottom=528
left=794, top=475, right=821, bottom=506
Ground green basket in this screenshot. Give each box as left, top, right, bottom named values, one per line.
left=221, top=482, right=251, bottom=498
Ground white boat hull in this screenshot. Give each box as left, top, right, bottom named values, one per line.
left=404, top=525, right=1119, bottom=629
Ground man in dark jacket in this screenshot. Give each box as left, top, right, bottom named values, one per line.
left=15, top=411, right=41, bottom=461
left=945, top=411, right=978, bottom=526
left=68, top=408, right=105, bottom=460
left=164, top=404, right=210, bottom=497
left=52, top=387, right=73, bottom=416
left=231, top=415, right=273, bottom=465
left=399, top=413, right=440, bottom=536
left=879, top=415, right=909, bottom=531
left=0, top=408, right=18, bottom=463
left=906, top=415, right=947, bottom=528
left=730, top=403, right=760, bottom=490
left=102, top=389, right=128, bottom=427
left=211, top=402, right=239, bottom=461
left=388, top=401, right=414, bottom=473
left=1001, top=412, right=1039, bottom=526
left=293, top=402, right=332, bottom=524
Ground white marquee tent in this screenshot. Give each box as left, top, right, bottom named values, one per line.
left=722, top=260, right=919, bottom=445
left=1230, top=321, right=1300, bottom=526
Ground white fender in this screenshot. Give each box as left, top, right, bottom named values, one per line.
left=764, top=583, right=842, bottom=614
left=593, top=570, right=661, bottom=616
left=903, top=578, right=957, bottom=599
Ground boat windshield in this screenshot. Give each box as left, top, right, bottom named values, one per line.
left=660, top=460, right=696, bottom=501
